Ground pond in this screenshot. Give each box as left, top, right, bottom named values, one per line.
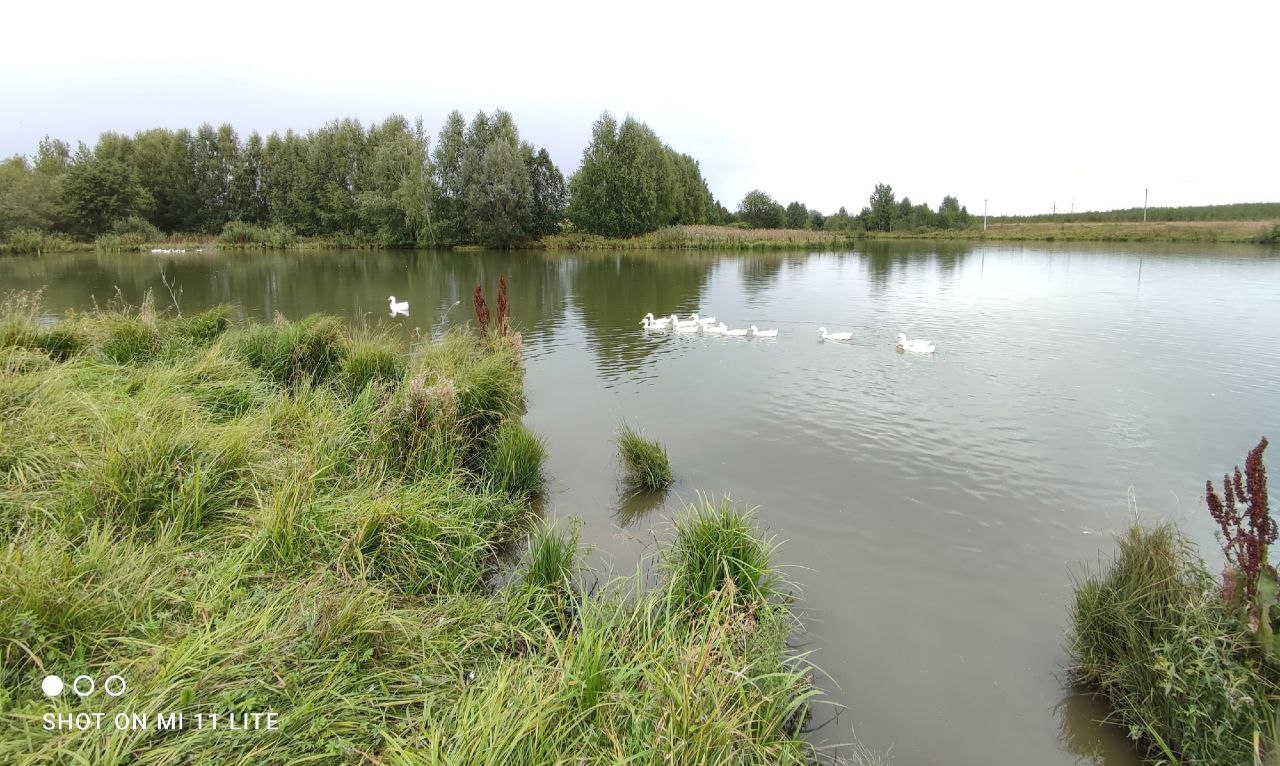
left=5, top=241, right=1279, bottom=765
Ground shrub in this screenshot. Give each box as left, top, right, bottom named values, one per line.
left=2, top=228, right=75, bottom=254
left=615, top=423, right=672, bottom=491
left=1069, top=524, right=1277, bottom=763
left=266, top=224, right=296, bottom=248
left=218, top=220, right=269, bottom=245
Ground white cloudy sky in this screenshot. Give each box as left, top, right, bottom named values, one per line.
left=3, top=0, right=1277, bottom=215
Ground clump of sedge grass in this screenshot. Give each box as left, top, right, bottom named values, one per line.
left=482, top=418, right=546, bottom=499
left=667, top=498, right=777, bottom=612
left=99, top=316, right=160, bottom=364
left=520, top=523, right=577, bottom=593
left=615, top=422, right=672, bottom=491
left=230, top=313, right=347, bottom=387
left=336, top=332, right=406, bottom=397
left=167, top=304, right=236, bottom=345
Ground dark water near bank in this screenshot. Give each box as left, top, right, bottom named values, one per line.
left=5, top=242, right=1280, bottom=765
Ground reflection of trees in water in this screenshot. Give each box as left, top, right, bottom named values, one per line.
left=1053, top=689, right=1144, bottom=766
left=568, top=251, right=715, bottom=382
left=859, top=241, right=976, bottom=289
left=4, top=249, right=571, bottom=343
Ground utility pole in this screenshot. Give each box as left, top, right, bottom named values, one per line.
left=1053, top=201, right=1057, bottom=216
left=1143, top=188, right=1149, bottom=222
left=983, top=199, right=988, bottom=231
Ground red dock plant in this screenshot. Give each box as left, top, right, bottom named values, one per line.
left=473, top=284, right=490, bottom=335
left=473, top=278, right=511, bottom=338
left=1206, top=437, right=1275, bottom=639
left=497, top=276, right=510, bottom=337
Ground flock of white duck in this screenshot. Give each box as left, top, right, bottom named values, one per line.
left=386, top=298, right=935, bottom=354
left=640, top=313, right=777, bottom=338
left=642, top=312, right=936, bottom=353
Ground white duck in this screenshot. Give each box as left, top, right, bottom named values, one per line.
left=703, top=322, right=729, bottom=335
left=388, top=296, right=409, bottom=316
left=641, top=312, right=672, bottom=328
left=897, top=333, right=936, bottom=354
left=670, top=314, right=700, bottom=330
left=818, top=327, right=853, bottom=342
left=691, top=313, right=717, bottom=326
left=749, top=325, right=778, bottom=338
left=724, top=326, right=750, bottom=337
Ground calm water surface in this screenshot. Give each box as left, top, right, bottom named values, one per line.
left=5, top=242, right=1280, bottom=765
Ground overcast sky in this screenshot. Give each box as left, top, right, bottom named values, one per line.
left=4, top=0, right=1277, bottom=216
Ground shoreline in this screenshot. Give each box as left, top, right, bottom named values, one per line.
left=2, top=220, right=1277, bottom=256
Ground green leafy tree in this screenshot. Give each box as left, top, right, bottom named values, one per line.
left=261, top=131, right=309, bottom=230
left=738, top=189, right=785, bottom=229
left=937, top=195, right=971, bottom=229
left=231, top=132, right=267, bottom=223
left=431, top=111, right=468, bottom=245
left=867, top=183, right=896, bottom=232
left=784, top=201, right=809, bottom=229
left=0, top=139, right=68, bottom=234
left=60, top=150, right=153, bottom=235
left=568, top=112, right=621, bottom=236
left=568, top=112, right=714, bottom=238
left=527, top=147, right=566, bottom=236
left=809, top=209, right=825, bottom=230
left=466, top=138, right=532, bottom=247
left=360, top=116, right=436, bottom=246
left=827, top=206, right=857, bottom=231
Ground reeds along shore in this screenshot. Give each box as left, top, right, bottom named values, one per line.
left=0, top=293, right=853, bottom=765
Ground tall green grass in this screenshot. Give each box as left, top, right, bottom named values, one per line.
left=0, top=295, right=848, bottom=765
left=1069, top=524, right=1279, bottom=764
left=667, top=498, right=778, bottom=612
left=615, top=422, right=672, bottom=491
left=482, top=418, right=546, bottom=499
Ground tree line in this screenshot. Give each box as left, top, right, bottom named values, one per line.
left=2, top=108, right=993, bottom=251
left=734, top=184, right=972, bottom=232
left=0, top=110, right=731, bottom=250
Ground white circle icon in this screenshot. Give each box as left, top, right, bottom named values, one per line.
left=104, top=675, right=127, bottom=697
left=72, top=675, right=95, bottom=697
left=41, top=675, right=64, bottom=697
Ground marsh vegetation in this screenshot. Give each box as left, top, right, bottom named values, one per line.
left=0, top=292, right=835, bottom=764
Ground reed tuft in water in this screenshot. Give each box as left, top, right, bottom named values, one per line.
left=615, top=422, right=672, bottom=491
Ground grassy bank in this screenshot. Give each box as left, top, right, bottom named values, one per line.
left=537, top=225, right=862, bottom=251
left=535, top=221, right=1280, bottom=250
left=0, top=295, right=845, bottom=764
left=873, top=219, right=1280, bottom=244
left=6, top=218, right=1277, bottom=256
